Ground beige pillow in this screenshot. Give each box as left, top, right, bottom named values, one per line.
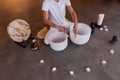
left=37, top=26, right=49, bottom=39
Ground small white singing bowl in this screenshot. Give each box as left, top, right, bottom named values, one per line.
left=70, top=23, right=91, bottom=45
left=48, top=32, right=68, bottom=51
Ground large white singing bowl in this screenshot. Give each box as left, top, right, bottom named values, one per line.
left=70, top=23, right=91, bottom=45
left=48, top=32, right=68, bottom=51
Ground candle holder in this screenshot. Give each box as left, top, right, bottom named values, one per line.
left=14, top=37, right=33, bottom=48
left=109, top=35, right=119, bottom=44
left=14, top=34, right=36, bottom=48
left=90, top=22, right=96, bottom=34
left=31, top=39, right=40, bottom=51
left=94, top=22, right=103, bottom=28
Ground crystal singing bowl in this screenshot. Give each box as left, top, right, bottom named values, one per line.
left=70, top=23, right=91, bottom=45
left=48, top=32, right=68, bottom=51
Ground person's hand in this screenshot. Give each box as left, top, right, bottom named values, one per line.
left=73, top=24, right=78, bottom=35
left=56, top=26, right=68, bottom=33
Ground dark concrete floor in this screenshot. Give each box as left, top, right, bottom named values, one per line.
left=0, top=0, right=120, bottom=80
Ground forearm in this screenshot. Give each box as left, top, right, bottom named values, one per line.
left=44, top=19, right=67, bottom=33
left=44, top=19, right=59, bottom=29
left=71, top=11, right=78, bottom=26
left=70, top=10, right=78, bottom=34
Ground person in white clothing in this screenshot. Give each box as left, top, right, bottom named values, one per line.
left=42, top=0, right=78, bottom=44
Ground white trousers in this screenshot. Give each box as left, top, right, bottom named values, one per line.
left=44, top=22, right=74, bottom=44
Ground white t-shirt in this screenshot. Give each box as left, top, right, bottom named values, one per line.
left=42, top=0, right=71, bottom=25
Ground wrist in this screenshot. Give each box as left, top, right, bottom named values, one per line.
left=74, top=24, right=77, bottom=28
left=74, top=23, right=78, bottom=26
left=55, top=25, right=60, bottom=29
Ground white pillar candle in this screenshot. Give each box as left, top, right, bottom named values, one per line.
left=97, top=14, right=105, bottom=25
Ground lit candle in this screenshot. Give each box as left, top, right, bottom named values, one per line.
left=97, top=14, right=105, bottom=25
left=69, top=70, right=74, bottom=75
left=100, top=27, right=103, bottom=31
left=40, top=59, right=45, bottom=64
left=101, top=60, right=107, bottom=66
left=105, top=28, right=109, bottom=32
left=86, top=67, right=91, bottom=72
left=109, top=49, right=115, bottom=54
left=51, top=67, right=57, bottom=72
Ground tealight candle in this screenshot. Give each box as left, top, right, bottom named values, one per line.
left=86, top=67, right=91, bottom=72
left=97, top=14, right=105, bottom=26
left=69, top=70, right=74, bottom=75
left=101, top=60, right=107, bottom=66
left=52, top=67, right=57, bottom=72
left=105, top=28, right=109, bottom=32
left=109, top=49, right=115, bottom=54
left=104, top=25, right=108, bottom=28
left=100, top=28, right=104, bottom=31
left=40, top=59, right=45, bottom=64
